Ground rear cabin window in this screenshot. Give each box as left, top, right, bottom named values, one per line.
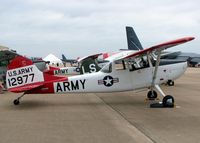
left=114, top=60, right=127, bottom=70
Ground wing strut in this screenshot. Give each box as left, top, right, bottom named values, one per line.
left=150, top=50, right=167, bottom=98
left=151, top=50, right=161, bottom=86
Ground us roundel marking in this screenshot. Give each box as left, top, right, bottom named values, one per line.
left=103, top=76, right=114, bottom=87
left=98, top=76, right=119, bottom=87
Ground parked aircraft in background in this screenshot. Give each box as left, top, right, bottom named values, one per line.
left=61, top=54, right=78, bottom=66
left=161, top=51, right=200, bottom=67
left=6, top=37, right=194, bottom=108
left=45, top=53, right=103, bottom=75
left=0, top=46, right=18, bottom=82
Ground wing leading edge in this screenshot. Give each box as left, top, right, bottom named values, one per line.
left=116, top=37, right=195, bottom=61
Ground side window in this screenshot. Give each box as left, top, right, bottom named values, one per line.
left=128, top=56, right=149, bottom=71
left=128, top=61, right=139, bottom=71
left=139, top=57, right=149, bottom=68
left=114, top=60, right=127, bottom=70
left=101, top=63, right=112, bottom=73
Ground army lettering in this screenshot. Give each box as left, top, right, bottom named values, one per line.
left=7, top=67, right=33, bottom=77
left=54, top=69, right=68, bottom=75
left=56, top=79, right=86, bottom=92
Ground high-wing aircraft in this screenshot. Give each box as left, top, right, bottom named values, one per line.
left=45, top=53, right=104, bottom=76
left=6, top=37, right=194, bottom=107
left=55, top=26, right=142, bottom=76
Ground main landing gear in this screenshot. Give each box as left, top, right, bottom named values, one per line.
left=13, top=93, right=26, bottom=105
left=147, top=85, right=175, bottom=108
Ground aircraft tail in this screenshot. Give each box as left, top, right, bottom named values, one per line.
left=62, top=54, right=67, bottom=61
left=126, top=26, right=143, bottom=50
left=6, top=56, right=66, bottom=93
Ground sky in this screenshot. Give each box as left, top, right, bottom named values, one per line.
left=0, top=0, right=199, bottom=59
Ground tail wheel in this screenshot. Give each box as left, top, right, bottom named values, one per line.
left=13, top=99, right=20, bottom=105
left=162, top=95, right=174, bottom=107
left=147, top=90, right=158, bottom=100
left=167, top=80, right=174, bottom=86
left=75, top=68, right=80, bottom=72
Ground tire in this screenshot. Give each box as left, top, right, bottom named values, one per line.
left=167, top=80, right=174, bottom=86
left=162, top=95, right=174, bottom=107
left=147, top=90, right=158, bottom=100
left=75, top=68, right=80, bottom=72
left=13, top=99, right=20, bottom=105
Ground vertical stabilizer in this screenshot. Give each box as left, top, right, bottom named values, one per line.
left=62, top=54, right=67, bottom=61
left=126, top=26, right=143, bottom=50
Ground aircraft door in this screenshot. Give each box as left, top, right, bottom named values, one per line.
left=128, top=56, right=153, bottom=89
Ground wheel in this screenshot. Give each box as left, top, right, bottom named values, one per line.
left=167, top=80, right=174, bottom=86
left=162, top=95, right=174, bottom=107
left=13, top=99, right=20, bottom=105
left=147, top=90, right=157, bottom=100
left=76, top=68, right=80, bottom=72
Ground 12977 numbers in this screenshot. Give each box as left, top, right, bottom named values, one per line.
left=7, top=74, right=35, bottom=87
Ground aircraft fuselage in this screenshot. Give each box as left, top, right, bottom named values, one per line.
left=27, top=61, right=187, bottom=94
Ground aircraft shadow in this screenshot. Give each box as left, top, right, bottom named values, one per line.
left=5, top=99, right=148, bottom=110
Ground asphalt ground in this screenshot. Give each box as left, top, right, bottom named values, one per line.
left=0, top=68, right=199, bottom=143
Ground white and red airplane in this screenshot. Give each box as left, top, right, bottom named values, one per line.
left=6, top=37, right=194, bottom=107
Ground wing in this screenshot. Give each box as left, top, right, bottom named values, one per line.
left=115, top=37, right=194, bottom=61
left=77, top=53, right=102, bottom=62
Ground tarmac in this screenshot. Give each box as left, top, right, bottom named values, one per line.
left=0, top=68, right=200, bottom=143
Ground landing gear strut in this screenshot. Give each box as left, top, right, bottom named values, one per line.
left=13, top=93, right=26, bottom=105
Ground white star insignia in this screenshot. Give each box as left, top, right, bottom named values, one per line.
left=104, top=77, right=112, bottom=85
